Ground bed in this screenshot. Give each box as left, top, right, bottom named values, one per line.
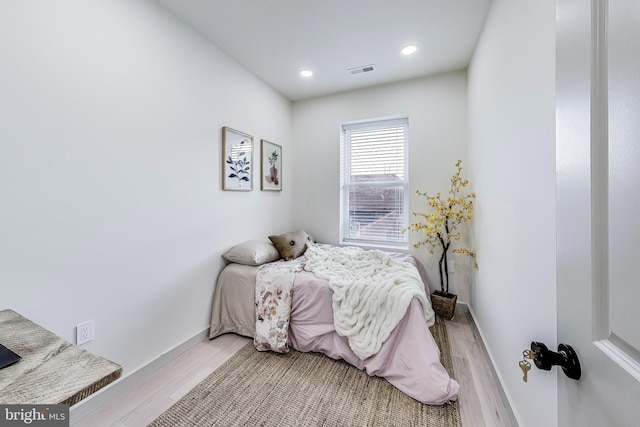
left=209, top=231, right=460, bottom=405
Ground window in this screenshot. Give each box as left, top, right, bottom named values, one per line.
left=340, top=116, right=409, bottom=248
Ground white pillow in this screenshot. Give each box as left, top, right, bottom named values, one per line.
left=221, top=239, right=281, bottom=266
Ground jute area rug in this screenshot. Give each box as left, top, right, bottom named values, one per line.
left=149, top=317, right=460, bottom=427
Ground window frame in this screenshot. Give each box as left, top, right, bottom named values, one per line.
left=339, top=115, right=409, bottom=249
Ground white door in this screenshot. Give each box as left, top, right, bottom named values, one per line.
left=556, top=0, right=640, bottom=425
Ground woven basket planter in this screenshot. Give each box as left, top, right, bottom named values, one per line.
left=431, top=292, right=457, bottom=320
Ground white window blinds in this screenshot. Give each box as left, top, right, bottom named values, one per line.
left=340, top=117, right=409, bottom=247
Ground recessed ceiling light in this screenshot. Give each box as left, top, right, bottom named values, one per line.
left=401, top=45, right=417, bottom=56
left=300, top=69, right=313, bottom=78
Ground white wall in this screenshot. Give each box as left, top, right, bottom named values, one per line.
left=0, top=0, right=292, bottom=380
left=292, top=71, right=472, bottom=300
left=467, top=1, right=557, bottom=426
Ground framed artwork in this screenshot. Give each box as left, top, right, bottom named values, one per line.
left=261, top=140, right=282, bottom=191
left=222, top=126, right=253, bottom=191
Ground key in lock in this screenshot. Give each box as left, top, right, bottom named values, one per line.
left=519, top=359, right=532, bottom=382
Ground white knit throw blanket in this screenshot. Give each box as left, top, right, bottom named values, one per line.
left=304, top=245, right=434, bottom=360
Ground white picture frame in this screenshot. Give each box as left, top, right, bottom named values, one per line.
left=222, top=127, right=254, bottom=191
left=261, top=140, right=282, bottom=191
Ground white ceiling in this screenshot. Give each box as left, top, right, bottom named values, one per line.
left=153, top=0, right=493, bottom=101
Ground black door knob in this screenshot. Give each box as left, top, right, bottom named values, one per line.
left=531, top=341, right=581, bottom=380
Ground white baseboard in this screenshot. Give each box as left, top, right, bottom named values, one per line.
left=69, top=328, right=209, bottom=424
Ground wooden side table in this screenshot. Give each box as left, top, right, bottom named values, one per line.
left=0, top=309, right=122, bottom=405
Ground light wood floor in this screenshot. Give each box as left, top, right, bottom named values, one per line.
left=448, top=306, right=518, bottom=426
left=72, top=305, right=517, bottom=427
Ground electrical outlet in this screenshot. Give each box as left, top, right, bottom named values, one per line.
left=76, top=320, right=94, bottom=345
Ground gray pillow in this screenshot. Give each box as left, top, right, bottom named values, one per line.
left=222, top=239, right=281, bottom=266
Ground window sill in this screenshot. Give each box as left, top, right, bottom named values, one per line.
left=339, top=239, right=409, bottom=252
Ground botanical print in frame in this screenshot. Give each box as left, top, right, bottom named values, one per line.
left=261, top=140, right=282, bottom=191
left=222, top=126, right=253, bottom=191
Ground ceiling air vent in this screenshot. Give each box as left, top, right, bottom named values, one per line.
left=348, top=64, right=376, bottom=75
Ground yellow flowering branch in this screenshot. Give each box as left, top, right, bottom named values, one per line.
left=405, top=160, right=477, bottom=295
